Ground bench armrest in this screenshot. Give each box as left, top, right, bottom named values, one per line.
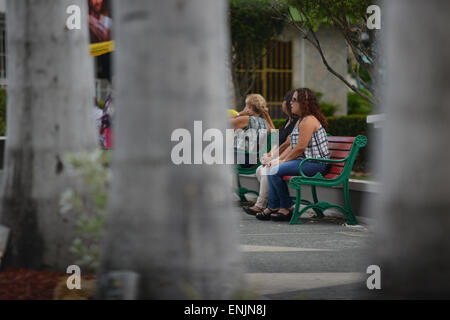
left=298, top=156, right=348, bottom=179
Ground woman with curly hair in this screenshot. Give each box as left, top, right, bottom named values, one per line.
left=256, top=88, right=330, bottom=221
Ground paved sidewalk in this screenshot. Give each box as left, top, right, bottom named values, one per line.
left=235, top=203, right=374, bottom=299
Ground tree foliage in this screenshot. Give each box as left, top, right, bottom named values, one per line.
left=230, top=0, right=286, bottom=54
left=275, top=0, right=380, bottom=106
left=230, top=0, right=288, bottom=107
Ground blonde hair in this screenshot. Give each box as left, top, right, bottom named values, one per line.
left=245, top=93, right=272, bottom=126
left=245, top=94, right=267, bottom=115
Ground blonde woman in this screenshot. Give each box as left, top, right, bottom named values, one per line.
left=231, top=94, right=271, bottom=168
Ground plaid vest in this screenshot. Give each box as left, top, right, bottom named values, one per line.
left=290, top=124, right=330, bottom=159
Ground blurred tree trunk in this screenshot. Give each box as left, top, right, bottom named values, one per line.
left=371, top=0, right=450, bottom=298
left=97, top=0, right=242, bottom=299
left=0, top=0, right=98, bottom=270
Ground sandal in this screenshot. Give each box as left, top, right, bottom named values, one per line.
left=243, top=206, right=263, bottom=216
left=256, top=208, right=278, bottom=221
left=270, top=209, right=293, bottom=222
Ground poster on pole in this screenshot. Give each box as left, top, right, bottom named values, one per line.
left=88, top=0, right=114, bottom=56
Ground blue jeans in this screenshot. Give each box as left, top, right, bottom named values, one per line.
left=267, top=159, right=328, bottom=209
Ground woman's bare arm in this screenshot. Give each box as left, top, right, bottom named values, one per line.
left=230, top=115, right=250, bottom=130
left=282, top=117, right=316, bottom=162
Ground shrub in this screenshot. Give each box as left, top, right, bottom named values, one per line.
left=273, top=115, right=367, bottom=136
left=273, top=115, right=367, bottom=137
left=272, top=118, right=286, bottom=129
left=314, top=91, right=338, bottom=117
left=319, top=102, right=338, bottom=117
left=326, top=115, right=367, bottom=137
left=59, top=150, right=111, bottom=271
left=347, top=89, right=373, bottom=116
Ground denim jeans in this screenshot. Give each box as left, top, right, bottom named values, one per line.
left=267, top=159, right=328, bottom=209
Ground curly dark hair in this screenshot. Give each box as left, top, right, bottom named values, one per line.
left=295, top=88, right=328, bottom=130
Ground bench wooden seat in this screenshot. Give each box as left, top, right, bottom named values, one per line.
left=285, top=135, right=367, bottom=225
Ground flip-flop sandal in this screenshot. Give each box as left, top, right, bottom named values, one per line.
left=270, top=209, right=293, bottom=222
left=243, top=206, right=262, bottom=216
left=256, top=208, right=278, bottom=221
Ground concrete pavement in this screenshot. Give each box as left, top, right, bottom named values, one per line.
left=235, top=203, right=374, bottom=299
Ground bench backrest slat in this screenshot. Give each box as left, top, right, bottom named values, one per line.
left=322, top=173, right=340, bottom=180
left=327, top=136, right=355, bottom=143
left=328, top=142, right=352, bottom=151
left=323, top=136, right=356, bottom=180
left=327, top=165, right=344, bottom=175
left=329, top=150, right=351, bottom=159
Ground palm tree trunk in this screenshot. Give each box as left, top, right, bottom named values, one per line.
left=0, top=0, right=98, bottom=270
left=371, top=0, right=450, bottom=298
left=97, top=0, right=242, bottom=299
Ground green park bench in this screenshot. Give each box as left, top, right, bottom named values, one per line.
left=235, top=131, right=272, bottom=202
left=283, top=135, right=367, bottom=225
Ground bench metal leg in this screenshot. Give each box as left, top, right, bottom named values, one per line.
left=343, top=180, right=358, bottom=225
left=290, top=189, right=304, bottom=225
left=235, top=173, right=247, bottom=202
left=311, top=186, right=325, bottom=219
left=235, top=173, right=260, bottom=203
left=289, top=182, right=358, bottom=225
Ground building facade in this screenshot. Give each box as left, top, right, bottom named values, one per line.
left=238, top=25, right=349, bottom=117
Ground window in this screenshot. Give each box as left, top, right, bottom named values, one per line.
left=236, top=40, right=293, bottom=119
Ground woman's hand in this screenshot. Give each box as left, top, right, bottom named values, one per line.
left=267, top=158, right=284, bottom=168
left=239, top=109, right=251, bottom=117
left=261, top=152, right=272, bottom=165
